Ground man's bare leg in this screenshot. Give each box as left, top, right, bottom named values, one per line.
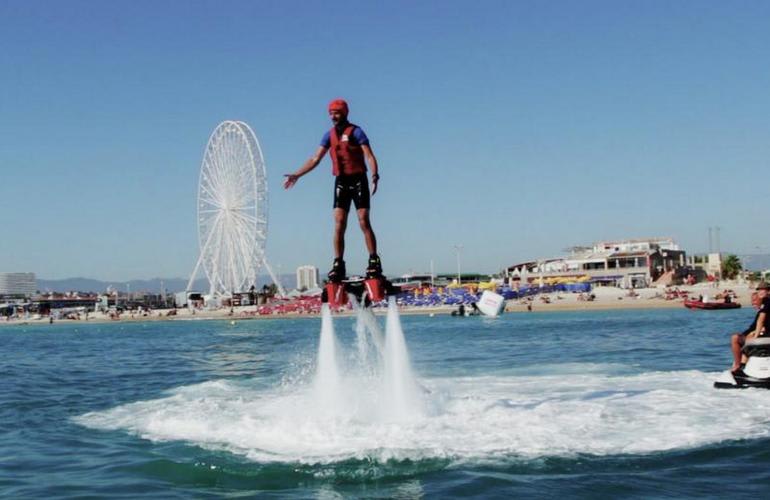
left=333, top=208, right=349, bottom=259
left=357, top=208, right=377, bottom=255
left=358, top=208, right=383, bottom=278
left=731, top=333, right=745, bottom=371
left=327, top=208, right=349, bottom=281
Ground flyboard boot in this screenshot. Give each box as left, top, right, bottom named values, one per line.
left=323, top=258, right=348, bottom=308
left=364, top=254, right=386, bottom=303
left=328, top=257, right=346, bottom=283
left=366, top=254, right=383, bottom=279
left=322, top=255, right=400, bottom=308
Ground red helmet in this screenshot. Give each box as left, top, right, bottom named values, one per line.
left=328, top=99, right=349, bottom=117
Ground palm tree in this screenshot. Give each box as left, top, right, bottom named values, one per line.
left=721, top=254, right=742, bottom=280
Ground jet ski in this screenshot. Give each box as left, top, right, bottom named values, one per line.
left=714, top=337, right=770, bottom=389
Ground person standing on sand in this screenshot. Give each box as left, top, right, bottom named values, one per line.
left=283, top=99, right=383, bottom=282
left=729, top=282, right=770, bottom=374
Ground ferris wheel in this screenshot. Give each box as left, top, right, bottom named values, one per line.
left=187, top=120, right=284, bottom=297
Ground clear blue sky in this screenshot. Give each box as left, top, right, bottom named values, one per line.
left=1, top=0, right=769, bottom=281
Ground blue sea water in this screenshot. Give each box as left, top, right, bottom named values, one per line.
left=3, top=307, right=770, bottom=498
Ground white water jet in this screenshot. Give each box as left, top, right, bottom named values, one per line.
left=351, top=296, right=385, bottom=374
left=382, top=296, right=424, bottom=420
left=352, top=296, right=373, bottom=371
left=312, top=298, right=424, bottom=421
left=314, top=304, right=343, bottom=414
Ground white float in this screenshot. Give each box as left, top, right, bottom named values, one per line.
left=477, top=290, right=505, bottom=317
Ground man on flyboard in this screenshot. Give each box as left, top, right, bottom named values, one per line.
left=284, top=99, right=383, bottom=285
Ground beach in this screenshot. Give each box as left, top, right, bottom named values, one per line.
left=506, top=281, right=751, bottom=312
left=0, top=281, right=754, bottom=326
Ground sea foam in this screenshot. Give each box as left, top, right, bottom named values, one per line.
left=75, top=365, right=770, bottom=464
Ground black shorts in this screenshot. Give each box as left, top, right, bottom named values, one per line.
left=333, top=174, right=370, bottom=211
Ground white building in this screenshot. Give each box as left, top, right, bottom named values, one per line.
left=507, top=238, right=687, bottom=288
left=0, top=272, right=37, bottom=297
left=296, top=265, right=320, bottom=290
left=686, top=253, right=723, bottom=279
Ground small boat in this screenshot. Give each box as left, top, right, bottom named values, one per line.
left=684, top=299, right=740, bottom=310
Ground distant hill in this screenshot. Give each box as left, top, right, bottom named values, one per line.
left=36, top=275, right=295, bottom=294
left=739, top=254, right=770, bottom=272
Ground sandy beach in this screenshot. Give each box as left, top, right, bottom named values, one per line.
left=504, top=281, right=752, bottom=313
left=0, top=282, right=755, bottom=327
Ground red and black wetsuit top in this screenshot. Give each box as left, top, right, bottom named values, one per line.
left=328, top=124, right=367, bottom=176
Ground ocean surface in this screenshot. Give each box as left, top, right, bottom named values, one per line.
left=3, top=306, right=770, bottom=499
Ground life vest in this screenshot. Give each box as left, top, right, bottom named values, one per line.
left=329, top=124, right=367, bottom=176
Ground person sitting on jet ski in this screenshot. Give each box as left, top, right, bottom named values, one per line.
left=730, top=282, right=770, bottom=374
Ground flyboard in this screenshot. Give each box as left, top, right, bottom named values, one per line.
left=322, top=275, right=402, bottom=309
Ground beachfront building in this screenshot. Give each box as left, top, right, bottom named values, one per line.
left=507, top=238, right=687, bottom=288
left=686, top=253, right=722, bottom=279
left=296, top=265, right=320, bottom=291
left=32, top=293, right=99, bottom=315
left=0, top=272, right=37, bottom=298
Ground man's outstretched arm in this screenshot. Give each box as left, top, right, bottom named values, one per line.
left=284, top=146, right=328, bottom=189
left=361, top=144, right=379, bottom=195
